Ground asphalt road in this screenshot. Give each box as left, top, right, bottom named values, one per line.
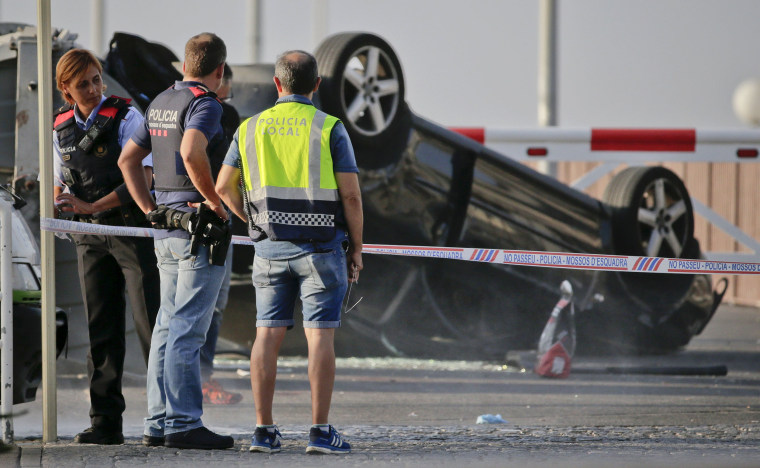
left=2, top=303, right=758, bottom=467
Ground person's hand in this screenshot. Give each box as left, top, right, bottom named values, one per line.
left=146, top=205, right=170, bottom=228
left=188, top=200, right=228, bottom=221
left=347, top=246, right=363, bottom=283
left=55, top=193, right=95, bottom=215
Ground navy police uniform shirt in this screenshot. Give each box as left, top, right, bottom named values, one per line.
left=131, top=81, right=224, bottom=240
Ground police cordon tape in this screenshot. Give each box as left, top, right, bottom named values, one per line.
left=40, top=217, right=257, bottom=246
left=40, top=218, right=760, bottom=275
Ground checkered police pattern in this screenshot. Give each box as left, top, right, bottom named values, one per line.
left=253, top=211, right=334, bottom=227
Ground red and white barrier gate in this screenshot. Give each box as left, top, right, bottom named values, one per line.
left=449, top=127, right=760, bottom=163
left=450, top=127, right=760, bottom=262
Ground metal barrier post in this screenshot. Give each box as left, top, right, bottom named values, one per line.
left=37, top=0, right=58, bottom=442
left=0, top=198, right=13, bottom=444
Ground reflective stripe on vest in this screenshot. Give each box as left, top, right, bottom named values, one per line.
left=239, top=102, right=340, bottom=241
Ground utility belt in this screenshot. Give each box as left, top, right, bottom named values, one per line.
left=147, top=203, right=232, bottom=266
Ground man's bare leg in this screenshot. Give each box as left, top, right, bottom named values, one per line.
left=250, top=326, right=287, bottom=425
left=304, top=327, right=336, bottom=424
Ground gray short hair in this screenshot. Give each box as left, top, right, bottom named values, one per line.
left=275, top=50, right=318, bottom=95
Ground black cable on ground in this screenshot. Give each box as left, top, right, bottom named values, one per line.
left=571, top=364, right=728, bottom=376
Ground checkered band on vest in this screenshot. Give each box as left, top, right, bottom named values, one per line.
left=253, top=211, right=335, bottom=227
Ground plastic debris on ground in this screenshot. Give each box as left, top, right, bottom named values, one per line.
left=476, top=414, right=507, bottom=424
left=535, top=280, right=576, bottom=378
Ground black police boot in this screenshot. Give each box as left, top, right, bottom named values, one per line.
left=164, top=426, right=234, bottom=450
left=142, top=434, right=165, bottom=447
left=74, top=426, right=125, bottom=445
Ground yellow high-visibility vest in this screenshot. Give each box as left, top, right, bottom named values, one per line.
left=239, top=101, right=340, bottom=241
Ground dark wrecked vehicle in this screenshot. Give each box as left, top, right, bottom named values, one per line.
left=313, top=33, right=721, bottom=358
left=21, top=28, right=723, bottom=360
left=316, top=34, right=726, bottom=358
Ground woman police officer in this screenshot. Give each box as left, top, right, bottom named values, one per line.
left=53, top=48, right=160, bottom=445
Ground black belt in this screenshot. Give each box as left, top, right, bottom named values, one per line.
left=77, top=213, right=126, bottom=226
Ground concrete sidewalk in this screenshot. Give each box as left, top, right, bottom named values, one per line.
left=2, top=304, right=759, bottom=467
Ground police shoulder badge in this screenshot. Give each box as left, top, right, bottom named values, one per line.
left=62, top=154, right=71, bottom=161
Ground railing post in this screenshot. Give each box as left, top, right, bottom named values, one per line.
left=0, top=198, right=14, bottom=444
left=37, top=0, right=58, bottom=442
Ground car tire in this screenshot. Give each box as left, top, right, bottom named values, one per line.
left=603, top=166, right=695, bottom=258
left=315, top=32, right=411, bottom=169
left=601, top=166, right=704, bottom=354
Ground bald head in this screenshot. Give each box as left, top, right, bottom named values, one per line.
left=274, top=50, right=319, bottom=95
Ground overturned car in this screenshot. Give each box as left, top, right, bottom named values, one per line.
left=5, top=25, right=724, bottom=362
left=314, top=33, right=722, bottom=358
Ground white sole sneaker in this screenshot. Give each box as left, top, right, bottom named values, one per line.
left=306, top=445, right=350, bottom=454
left=250, top=445, right=281, bottom=453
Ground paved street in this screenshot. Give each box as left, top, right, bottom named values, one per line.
left=2, top=303, right=758, bottom=467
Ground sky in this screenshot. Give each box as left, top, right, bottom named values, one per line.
left=2, top=0, right=760, bottom=129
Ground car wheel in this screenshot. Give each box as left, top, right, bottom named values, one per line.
left=603, top=166, right=694, bottom=258
left=315, top=32, right=411, bottom=169
left=602, top=167, right=701, bottom=354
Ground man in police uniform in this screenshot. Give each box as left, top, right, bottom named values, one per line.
left=216, top=50, right=363, bottom=454
left=118, top=33, right=233, bottom=450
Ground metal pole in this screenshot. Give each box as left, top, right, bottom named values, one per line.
left=0, top=199, right=13, bottom=444
left=246, top=0, right=261, bottom=63
left=36, top=0, right=57, bottom=443
left=312, top=0, right=328, bottom=50
left=91, top=0, right=105, bottom=56
left=538, top=0, right=558, bottom=177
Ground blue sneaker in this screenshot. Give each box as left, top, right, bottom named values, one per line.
left=249, top=426, right=282, bottom=453
left=306, top=425, right=351, bottom=454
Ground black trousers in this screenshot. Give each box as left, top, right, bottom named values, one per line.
left=72, top=233, right=160, bottom=430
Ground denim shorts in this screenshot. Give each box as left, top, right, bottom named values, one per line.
left=252, top=248, right=348, bottom=329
